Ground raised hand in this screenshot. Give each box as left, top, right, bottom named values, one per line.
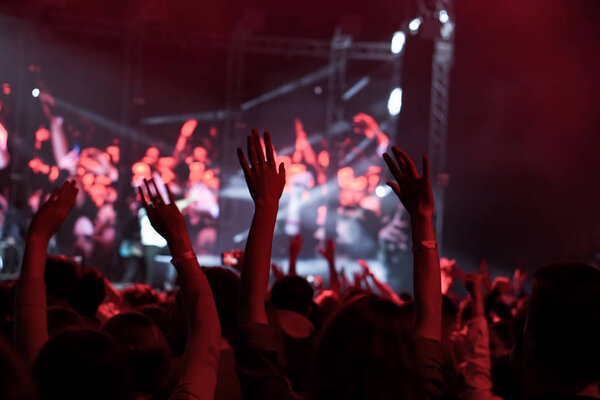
left=237, top=129, right=286, bottom=206
left=317, top=237, right=336, bottom=264
left=271, top=263, right=285, bottom=281
left=138, top=179, right=191, bottom=255
left=29, top=180, right=78, bottom=241
left=383, top=147, right=433, bottom=218
left=289, top=234, right=303, bottom=260
left=465, top=272, right=485, bottom=318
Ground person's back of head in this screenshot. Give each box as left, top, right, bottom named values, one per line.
left=525, top=262, right=600, bottom=395
left=47, top=305, right=83, bottom=337
left=310, top=294, right=424, bottom=400
left=202, top=267, right=240, bottom=341
left=271, top=275, right=314, bottom=316
left=33, top=328, right=133, bottom=400
left=70, top=266, right=105, bottom=319
left=103, top=312, right=172, bottom=398
left=44, top=255, right=79, bottom=306
left=121, top=283, right=161, bottom=308
left=0, top=334, right=36, bottom=400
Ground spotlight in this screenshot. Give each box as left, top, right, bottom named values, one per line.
left=31, top=88, right=40, bottom=98
left=439, top=10, right=449, bottom=24
left=375, top=185, right=390, bottom=198
left=314, top=86, right=323, bottom=95
left=391, top=31, right=406, bottom=54
left=387, top=88, right=402, bottom=116
left=408, top=18, right=422, bottom=34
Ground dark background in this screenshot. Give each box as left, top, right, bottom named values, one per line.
left=1, top=0, right=599, bottom=272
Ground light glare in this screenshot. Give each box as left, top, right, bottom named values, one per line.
left=439, top=10, right=449, bottom=24
left=408, top=18, right=422, bottom=33
left=31, top=88, right=40, bottom=98
left=391, top=31, right=406, bottom=54
left=387, top=88, right=403, bottom=116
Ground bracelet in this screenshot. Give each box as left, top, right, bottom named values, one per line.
left=412, top=240, right=438, bottom=253
left=171, top=250, right=197, bottom=265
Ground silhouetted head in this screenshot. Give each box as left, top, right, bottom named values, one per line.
left=524, top=262, right=600, bottom=394
left=44, top=256, right=79, bottom=306
left=47, top=305, right=83, bottom=337
left=0, top=334, right=36, bottom=400
left=33, top=328, right=132, bottom=400
left=121, top=283, right=161, bottom=308
left=203, top=267, right=240, bottom=341
left=103, top=312, right=172, bottom=397
left=271, top=275, right=314, bottom=316
left=310, top=294, right=423, bottom=400
left=70, top=266, right=105, bottom=319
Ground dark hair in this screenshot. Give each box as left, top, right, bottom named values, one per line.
left=70, top=266, right=105, bottom=318
left=202, top=267, right=240, bottom=340
left=33, top=328, right=133, bottom=400
left=102, top=312, right=172, bottom=397
left=525, top=262, right=600, bottom=390
left=0, top=334, right=36, bottom=400
left=44, top=256, right=79, bottom=306
left=121, top=284, right=161, bottom=308
left=310, top=295, right=424, bottom=400
left=271, top=275, right=314, bottom=316
left=47, top=305, right=83, bottom=337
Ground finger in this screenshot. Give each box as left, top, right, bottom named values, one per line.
left=48, top=187, right=60, bottom=203
left=138, top=186, right=150, bottom=209
left=247, top=134, right=259, bottom=167
left=150, top=179, right=165, bottom=204
left=237, top=147, right=251, bottom=177
left=264, top=131, right=276, bottom=167
left=278, top=162, right=286, bottom=178
left=393, top=147, right=419, bottom=179
left=165, top=184, right=176, bottom=205
left=253, top=130, right=266, bottom=164
left=383, top=152, right=404, bottom=183
left=143, top=179, right=155, bottom=205
left=391, top=147, right=408, bottom=176
left=386, top=181, right=402, bottom=199
left=422, top=154, right=430, bottom=181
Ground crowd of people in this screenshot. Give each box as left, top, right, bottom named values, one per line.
left=0, top=129, right=599, bottom=400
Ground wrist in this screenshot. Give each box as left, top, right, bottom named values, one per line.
left=254, top=199, right=280, bottom=210
left=168, top=237, right=194, bottom=257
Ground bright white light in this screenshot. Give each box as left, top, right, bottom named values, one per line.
left=31, top=88, right=40, bottom=98
left=391, top=31, right=406, bottom=54
left=375, top=185, right=390, bottom=198
left=408, top=18, right=422, bottom=34
left=387, top=87, right=403, bottom=116
left=439, top=10, right=449, bottom=24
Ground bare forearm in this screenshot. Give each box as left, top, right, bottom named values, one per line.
left=15, top=235, right=50, bottom=365
left=240, top=203, right=278, bottom=324
left=173, top=258, right=221, bottom=397
left=411, top=213, right=442, bottom=341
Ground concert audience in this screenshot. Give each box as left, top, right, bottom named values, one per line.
left=0, top=128, right=597, bottom=400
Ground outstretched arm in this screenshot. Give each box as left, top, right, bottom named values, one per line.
left=237, top=130, right=286, bottom=324
left=318, top=238, right=340, bottom=298
left=288, top=234, right=302, bottom=276
left=384, top=147, right=441, bottom=341
left=139, top=179, right=221, bottom=400
left=15, top=181, right=78, bottom=365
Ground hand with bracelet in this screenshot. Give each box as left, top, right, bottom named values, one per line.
left=139, top=178, right=221, bottom=400
left=383, top=146, right=441, bottom=341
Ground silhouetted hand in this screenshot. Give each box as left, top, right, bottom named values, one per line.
left=289, top=234, right=302, bottom=261
left=271, top=263, right=285, bottom=281
left=318, top=238, right=336, bottom=264
left=466, top=272, right=483, bottom=300
left=237, top=129, right=286, bottom=206
left=383, top=147, right=433, bottom=218
left=479, top=259, right=492, bottom=293
left=139, top=179, right=191, bottom=254
left=29, top=180, right=78, bottom=241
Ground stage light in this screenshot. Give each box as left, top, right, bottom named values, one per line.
left=391, top=31, right=406, bottom=54
left=439, top=10, right=449, bottom=24
left=387, top=88, right=403, bottom=116
left=375, top=185, right=390, bottom=198
left=31, top=88, right=40, bottom=98
left=408, top=18, right=422, bottom=34
left=314, top=86, right=323, bottom=95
